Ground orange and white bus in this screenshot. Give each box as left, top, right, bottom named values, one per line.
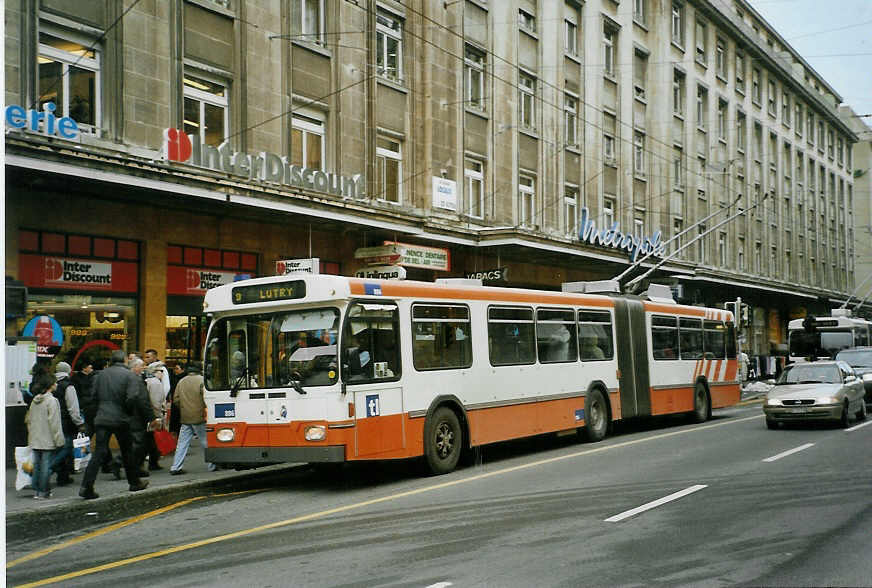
left=201, top=274, right=739, bottom=474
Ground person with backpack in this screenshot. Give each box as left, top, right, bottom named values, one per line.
left=25, top=374, right=65, bottom=499
left=49, top=362, right=86, bottom=486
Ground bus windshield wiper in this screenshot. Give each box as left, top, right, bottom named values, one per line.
left=289, top=370, right=306, bottom=395
left=230, top=368, right=248, bottom=398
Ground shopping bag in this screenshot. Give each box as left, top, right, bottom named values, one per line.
left=73, top=433, right=92, bottom=472
left=153, top=429, right=177, bottom=456
left=15, top=446, right=33, bottom=491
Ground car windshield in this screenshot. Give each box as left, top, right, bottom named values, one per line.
left=835, top=349, right=872, bottom=368
left=776, top=364, right=841, bottom=385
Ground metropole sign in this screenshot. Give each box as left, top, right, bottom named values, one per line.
left=578, top=207, right=665, bottom=263
left=163, top=128, right=365, bottom=198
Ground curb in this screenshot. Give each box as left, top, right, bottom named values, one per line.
left=6, top=463, right=303, bottom=541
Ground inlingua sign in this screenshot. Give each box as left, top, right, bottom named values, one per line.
left=162, top=128, right=365, bottom=198
left=578, top=207, right=666, bottom=263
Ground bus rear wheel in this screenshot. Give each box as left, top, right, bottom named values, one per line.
left=424, top=407, right=462, bottom=475
left=691, top=383, right=710, bottom=423
left=581, top=388, right=609, bottom=442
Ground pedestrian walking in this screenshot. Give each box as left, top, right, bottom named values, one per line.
left=144, top=349, right=171, bottom=397
left=79, top=350, right=157, bottom=500
left=127, top=357, right=156, bottom=478
left=143, top=361, right=167, bottom=470
left=167, top=362, right=185, bottom=434
left=48, top=361, right=86, bottom=486
left=169, top=364, right=216, bottom=475
left=25, top=374, right=65, bottom=499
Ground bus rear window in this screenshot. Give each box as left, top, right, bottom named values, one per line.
left=488, top=306, right=536, bottom=366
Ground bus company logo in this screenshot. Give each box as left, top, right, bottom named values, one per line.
left=163, top=128, right=193, bottom=162
left=45, top=258, right=112, bottom=287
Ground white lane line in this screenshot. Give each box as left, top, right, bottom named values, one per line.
left=762, top=442, right=815, bottom=462
left=425, top=583, right=453, bottom=588
left=604, top=485, right=708, bottom=523
left=845, top=419, right=872, bottom=432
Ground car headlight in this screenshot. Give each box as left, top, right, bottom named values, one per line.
left=815, top=396, right=839, bottom=405
left=216, top=428, right=235, bottom=442
left=765, top=398, right=781, bottom=406
left=305, top=425, right=326, bottom=441
left=862, top=373, right=872, bottom=382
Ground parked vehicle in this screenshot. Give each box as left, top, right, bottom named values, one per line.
left=834, top=347, right=872, bottom=404
left=763, top=361, right=867, bottom=429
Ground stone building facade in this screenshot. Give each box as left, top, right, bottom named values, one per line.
left=4, top=0, right=861, bottom=374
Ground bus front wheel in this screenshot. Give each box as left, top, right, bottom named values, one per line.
left=581, top=388, right=609, bottom=442
left=424, top=407, right=463, bottom=475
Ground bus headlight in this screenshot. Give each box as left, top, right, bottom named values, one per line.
left=305, top=425, right=326, bottom=441
left=216, top=428, right=235, bottom=442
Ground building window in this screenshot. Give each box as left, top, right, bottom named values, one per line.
left=376, top=136, right=402, bottom=203
left=290, top=112, right=324, bottom=170
left=767, top=80, right=776, bottom=115
left=634, top=0, right=647, bottom=26
left=795, top=103, right=803, bottom=136
left=737, top=110, right=746, bottom=151
left=465, top=158, right=484, bottom=218
left=37, top=26, right=102, bottom=132
left=752, top=68, right=761, bottom=104
left=827, top=128, right=834, bottom=159
left=817, top=121, right=824, bottom=153
left=519, top=174, right=535, bottom=228
left=634, top=216, right=645, bottom=241
left=519, top=72, right=536, bottom=130
left=754, top=242, right=762, bottom=274
left=696, top=85, right=708, bottom=130
left=719, top=233, right=727, bottom=267
left=735, top=52, right=745, bottom=93
left=565, top=19, right=578, bottom=56
left=674, top=219, right=684, bottom=253
left=465, top=44, right=486, bottom=111
left=783, top=92, right=791, bottom=126
left=376, top=10, right=403, bottom=82
left=634, top=132, right=645, bottom=176
left=519, top=9, right=536, bottom=33
left=565, top=94, right=578, bottom=147
left=695, top=19, right=707, bottom=64
left=837, top=137, right=844, bottom=165
left=717, top=100, right=727, bottom=141
left=715, top=38, right=726, bottom=78
left=300, top=0, right=325, bottom=46
left=634, top=49, right=648, bottom=100
left=738, top=237, right=745, bottom=271
left=603, top=114, right=616, bottom=164
left=698, top=225, right=707, bottom=263
left=183, top=73, right=228, bottom=147
left=672, top=2, right=685, bottom=46
left=564, top=186, right=578, bottom=235
left=673, top=146, right=684, bottom=188
left=603, top=27, right=615, bottom=77
left=673, top=70, right=685, bottom=116
left=604, top=197, right=615, bottom=228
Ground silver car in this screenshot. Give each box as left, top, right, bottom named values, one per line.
left=763, top=361, right=868, bottom=429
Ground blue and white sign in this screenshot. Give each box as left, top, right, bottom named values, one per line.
left=432, top=176, right=457, bottom=211
left=366, top=394, right=381, bottom=417
left=574, top=408, right=585, bottom=422
left=4, top=103, right=80, bottom=140
left=215, top=403, right=236, bottom=418
left=578, top=207, right=666, bottom=263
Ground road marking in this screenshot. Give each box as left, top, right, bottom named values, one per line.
left=425, top=583, right=453, bottom=588
left=15, top=414, right=762, bottom=588
left=6, top=489, right=260, bottom=570
left=845, top=419, right=872, bottom=432
left=604, top=485, right=708, bottom=523
left=762, top=443, right=815, bottom=462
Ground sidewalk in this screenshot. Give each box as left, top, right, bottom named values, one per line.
left=5, top=440, right=299, bottom=532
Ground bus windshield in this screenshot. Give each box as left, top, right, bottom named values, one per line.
left=788, top=329, right=853, bottom=359
left=204, top=307, right=340, bottom=390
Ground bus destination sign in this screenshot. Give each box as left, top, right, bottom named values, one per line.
left=232, top=280, right=306, bottom=304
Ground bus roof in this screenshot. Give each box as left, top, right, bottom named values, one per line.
left=203, top=274, right=731, bottom=321
left=788, top=315, right=872, bottom=329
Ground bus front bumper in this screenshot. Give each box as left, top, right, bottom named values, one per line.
left=205, top=445, right=346, bottom=464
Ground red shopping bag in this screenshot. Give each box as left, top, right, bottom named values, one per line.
left=153, top=430, right=177, bottom=456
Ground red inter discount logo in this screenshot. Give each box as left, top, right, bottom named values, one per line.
left=45, top=257, right=64, bottom=281
left=164, top=128, right=192, bottom=162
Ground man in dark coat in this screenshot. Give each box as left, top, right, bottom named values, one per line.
left=79, top=350, right=158, bottom=499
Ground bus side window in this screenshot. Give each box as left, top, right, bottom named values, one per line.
left=579, top=310, right=613, bottom=361
left=651, top=316, right=678, bottom=360
left=342, top=302, right=401, bottom=382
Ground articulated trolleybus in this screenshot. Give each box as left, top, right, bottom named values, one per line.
left=202, top=274, right=740, bottom=474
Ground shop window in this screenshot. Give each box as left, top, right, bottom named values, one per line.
left=184, top=248, right=203, bottom=266
left=222, top=251, right=240, bottom=269
left=43, top=233, right=66, bottom=253
left=19, top=230, right=39, bottom=251
left=117, top=241, right=138, bottom=259
left=93, top=238, right=115, bottom=258
left=68, top=235, right=91, bottom=256
left=241, top=253, right=258, bottom=271
left=204, top=249, right=222, bottom=267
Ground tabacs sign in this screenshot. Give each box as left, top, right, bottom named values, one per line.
left=465, top=267, right=508, bottom=283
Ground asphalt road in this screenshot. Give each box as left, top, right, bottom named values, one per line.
left=7, top=402, right=872, bottom=588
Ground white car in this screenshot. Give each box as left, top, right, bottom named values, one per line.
left=763, top=361, right=867, bottom=429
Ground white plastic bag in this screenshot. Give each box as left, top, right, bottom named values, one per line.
left=73, top=433, right=91, bottom=472
left=15, top=446, right=33, bottom=491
